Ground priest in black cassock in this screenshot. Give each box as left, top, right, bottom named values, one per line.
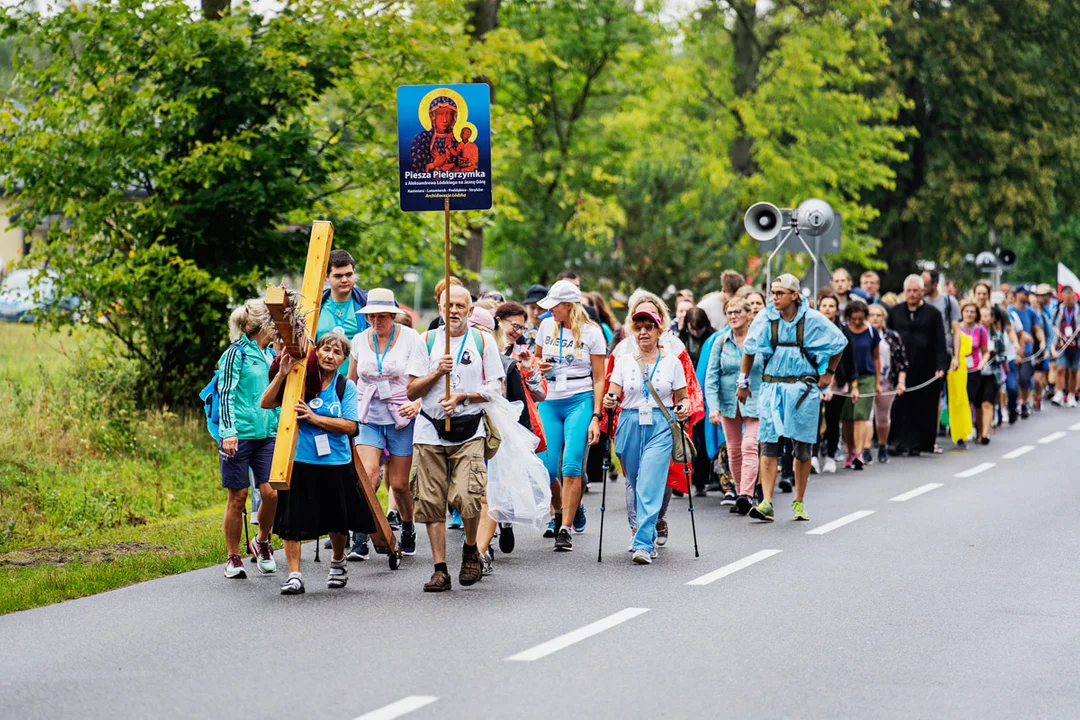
left=887, top=274, right=952, bottom=455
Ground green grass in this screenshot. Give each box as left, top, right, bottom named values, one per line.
left=0, top=324, right=399, bottom=614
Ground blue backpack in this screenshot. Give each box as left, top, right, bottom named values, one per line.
left=199, top=342, right=247, bottom=443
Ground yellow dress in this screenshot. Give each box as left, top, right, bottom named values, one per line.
left=947, top=330, right=973, bottom=444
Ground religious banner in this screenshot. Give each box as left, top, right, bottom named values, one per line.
left=397, top=83, right=492, bottom=212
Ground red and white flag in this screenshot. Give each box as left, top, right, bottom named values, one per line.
left=1058, top=263, right=1080, bottom=295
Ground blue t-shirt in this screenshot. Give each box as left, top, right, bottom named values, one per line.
left=848, top=326, right=880, bottom=377
left=295, top=379, right=359, bottom=466
left=1009, top=305, right=1039, bottom=355
left=317, top=298, right=360, bottom=377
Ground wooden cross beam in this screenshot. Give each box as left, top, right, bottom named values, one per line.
left=266, top=221, right=334, bottom=490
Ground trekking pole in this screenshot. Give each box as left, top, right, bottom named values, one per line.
left=597, top=407, right=614, bottom=563
left=314, top=535, right=321, bottom=563
left=679, top=418, right=700, bottom=558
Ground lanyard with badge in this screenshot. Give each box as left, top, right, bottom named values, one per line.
left=309, top=394, right=332, bottom=457
left=1065, top=308, right=1076, bottom=339
left=373, top=325, right=396, bottom=400
left=450, top=330, right=469, bottom=389
left=555, top=326, right=572, bottom=393
left=638, top=355, right=660, bottom=426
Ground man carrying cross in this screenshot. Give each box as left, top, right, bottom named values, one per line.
left=407, top=284, right=505, bottom=592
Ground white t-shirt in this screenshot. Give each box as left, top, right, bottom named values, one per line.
left=609, top=352, right=686, bottom=412
left=536, top=317, right=607, bottom=401
left=349, top=324, right=426, bottom=425
left=412, top=328, right=505, bottom=447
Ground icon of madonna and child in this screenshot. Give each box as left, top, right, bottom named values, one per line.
left=408, top=94, right=480, bottom=174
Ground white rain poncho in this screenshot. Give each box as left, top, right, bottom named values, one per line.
left=481, top=391, right=552, bottom=530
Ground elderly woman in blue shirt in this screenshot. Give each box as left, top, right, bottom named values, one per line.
left=705, top=296, right=765, bottom=515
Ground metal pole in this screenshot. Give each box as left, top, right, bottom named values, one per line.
left=444, top=197, right=451, bottom=432
left=765, top=226, right=795, bottom=293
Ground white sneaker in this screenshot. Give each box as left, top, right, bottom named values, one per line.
left=1068, top=396, right=1078, bottom=409
left=824, top=457, right=837, bottom=474
left=1052, top=390, right=1064, bottom=406
left=811, top=457, right=820, bottom=474
left=628, top=530, right=637, bottom=553
left=632, top=549, right=652, bottom=565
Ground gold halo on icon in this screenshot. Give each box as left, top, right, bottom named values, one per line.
left=418, top=87, right=469, bottom=135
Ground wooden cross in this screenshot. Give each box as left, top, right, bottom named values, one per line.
left=265, top=221, right=334, bottom=490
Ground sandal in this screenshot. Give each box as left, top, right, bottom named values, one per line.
left=280, top=573, right=305, bottom=595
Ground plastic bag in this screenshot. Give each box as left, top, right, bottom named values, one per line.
left=481, top=392, right=552, bottom=530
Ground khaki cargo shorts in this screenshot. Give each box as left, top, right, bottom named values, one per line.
left=411, top=438, right=487, bottom=523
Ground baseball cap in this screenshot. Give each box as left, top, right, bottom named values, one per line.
left=772, top=273, right=801, bottom=294
left=1015, top=284, right=1031, bottom=294
left=538, top=280, right=582, bottom=310
left=523, top=284, right=548, bottom=306
left=631, top=310, right=663, bottom=327
left=468, top=307, right=495, bottom=331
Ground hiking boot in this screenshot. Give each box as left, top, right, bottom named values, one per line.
left=280, top=573, right=304, bottom=595
left=400, top=524, right=417, bottom=556
left=792, top=500, right=809, bottom=521
left=386, top=509, right=402, bottom=531
left=459, top=550, right=483, bottom=586
left=423, top=570, right=451, bottom=593
left=749, top=500, right=775, bottom=522
left=327, top=557, right=348, bottom=589
left=498, top=523, right=516, bottom=554
left=632, top=549, right=652, bottom=565
left=223, top=554, right=246, bottom=579
left=573, top=504, right=587, bottom=534
left=655, top=517, right=669, bottom=546
left=249, top=537, right=276, bottom=574
left=554, top=528, right=574, bottom=552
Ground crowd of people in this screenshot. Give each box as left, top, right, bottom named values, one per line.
left=212, top=251, right=1080, bottom=594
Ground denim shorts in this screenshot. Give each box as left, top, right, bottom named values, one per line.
left=1056, top=353, right=1080, bottom=372
left=356, top=421, right=415, bottom=457
left=219, top=437, right=275, bottom=489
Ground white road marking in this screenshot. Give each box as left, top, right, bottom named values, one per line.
left=1002, top=445, right=1034, bottom=459
left=954, top=462, right=996, bottom=478
left=890, top=483, right=944, bottom=502
left=686, top=549, right=781, bottom=586
left=505, top=608, right=649, bottom=662
left=354, top=696, right=438, bottom=720
left=1038, top=431, right=1067, bottom=444
left=1070, top=422, right=1080, bottom=431
left=806, top=510, right=875, bottom=536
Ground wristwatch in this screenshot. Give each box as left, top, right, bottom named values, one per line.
left=462, top=394, right=471, bottom=406
left=592, top=412, right=603, bottom=421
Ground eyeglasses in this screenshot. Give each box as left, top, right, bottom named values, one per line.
left=726, top=309, right=745, bottom=317
left=510, top=323, right=527, bottom=333
left=771, top=290, right=793, bottom=298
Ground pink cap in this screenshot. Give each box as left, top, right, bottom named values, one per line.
left=631, top=310, right=663, bottom=327
left=468, top=307, right=495, bottom=331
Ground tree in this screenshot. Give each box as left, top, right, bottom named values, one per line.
left=0, top=0, right=458, bottom=406
left=868, top=0, right=1080, bottom=287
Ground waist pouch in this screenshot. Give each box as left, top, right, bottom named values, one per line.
left=421, top=410, right=483, bottom=443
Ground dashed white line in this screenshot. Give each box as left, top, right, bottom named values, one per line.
left=354, top=696, right=438, bottom=720
left=686, top=549, right=781, bottom=586
left=1038, top=431, right=1067, bottom=444
left=954, top=462, right=996, bottom=478
left=505, top=608, right=649, bottom=662
left=890, top=483, right=944, bottom=502
left=1002, top=445, right=1034, bottom=459
left=1070, top=422, right=1080, bottom=431
left=806, top=510, right=875, bottom=535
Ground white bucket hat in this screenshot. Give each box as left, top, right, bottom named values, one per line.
left=358, top=288, right=399, bottom=314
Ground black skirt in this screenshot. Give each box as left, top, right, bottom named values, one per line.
left=274, top=461, right=375, bottom=541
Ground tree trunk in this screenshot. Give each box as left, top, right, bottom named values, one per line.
left=730, top=0, right=759, bottom=178
left=454, top=0, right=501, bottom=296
left=201, top=0, right=229, bottom=20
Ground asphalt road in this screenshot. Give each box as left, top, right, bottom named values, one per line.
left=3, top=409, right=1080, bottom=720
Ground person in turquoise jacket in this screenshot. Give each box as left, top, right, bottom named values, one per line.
left=217, top=299, right=281, bottom=579
left=705, top=296, right=765, bottom=514
left=316, top=249, right=371, bottom=377
left=737, top=274, right=847, bottom=523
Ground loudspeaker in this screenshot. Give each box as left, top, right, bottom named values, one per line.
left=996, top=247, right=1017, bottom=270
left=744, top=202, right=783, bottom=242
left=795, top=198, right=834, bottom=237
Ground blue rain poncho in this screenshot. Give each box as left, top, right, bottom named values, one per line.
left=742, top=301, right=848, bottom=445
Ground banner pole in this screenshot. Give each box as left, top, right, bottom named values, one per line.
left=444, top=196, right=452, bottom=432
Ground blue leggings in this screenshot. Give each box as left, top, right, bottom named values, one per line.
left=538, top=391, right=594, bottom=481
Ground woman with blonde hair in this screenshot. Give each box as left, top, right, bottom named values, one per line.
left=535, top=280, right=607, bottom=551
left=215, top=299, right=280, bottom=580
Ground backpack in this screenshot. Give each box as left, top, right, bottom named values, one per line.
left=200, top=342, right=247, bottom=443
left=422, top=327, right=488, bottom=381
left=764, top=315, right=819, bottom=378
